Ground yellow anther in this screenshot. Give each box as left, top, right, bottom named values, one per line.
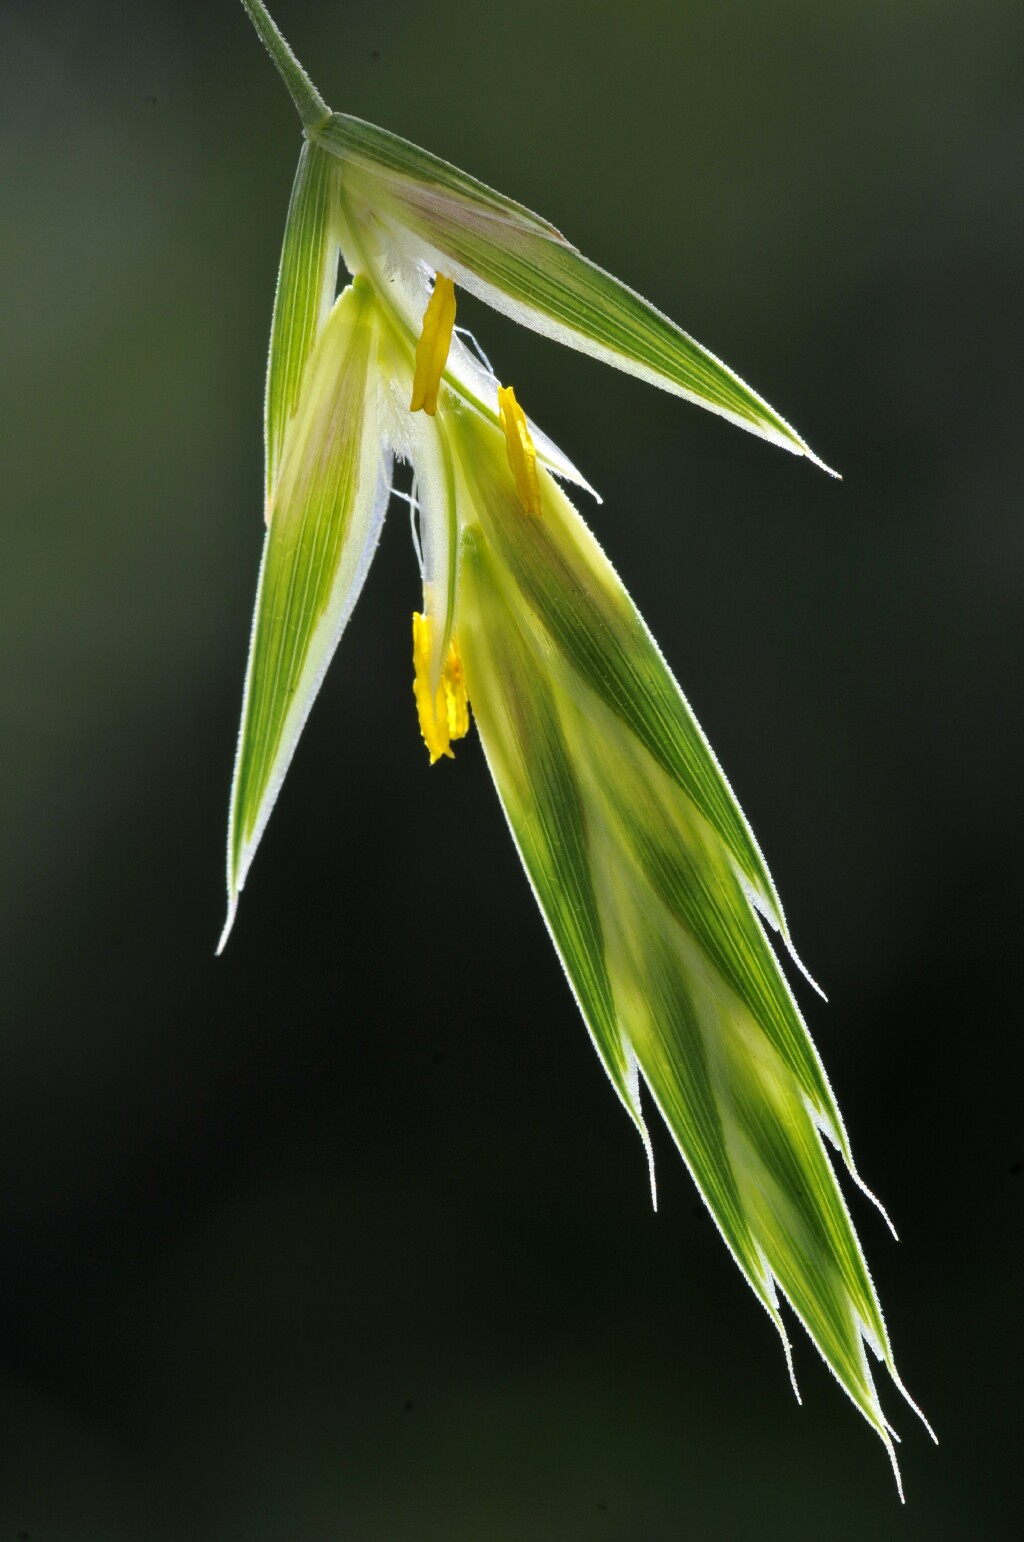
left=444, top=638, right=470, bottom=743
left=410, top=275, right=457, bottom=416
left=497, top=384, right=542, bottom=516
left=412, top=612, right=471, bottom=764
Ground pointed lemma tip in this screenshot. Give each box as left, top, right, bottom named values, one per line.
left=780, top=1327, right=801, bottom=1406
left=783, top=932, right=828, bottom=1002
left=216, top=894, right=239, bottom=957
left=804, top=442, right=843, bottom=481
left=636, top=1116, right=658, bottom=1212
left=847, top=1164, right=899, bottom=1242
left=891, top=1453, right=906, bottom=1506
left=874, top=1416, right=906, bottom=1504
left=889, top=1365, right=939, bottom=1447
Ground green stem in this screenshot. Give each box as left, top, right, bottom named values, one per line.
left=239, top=0, right=330, bottom=130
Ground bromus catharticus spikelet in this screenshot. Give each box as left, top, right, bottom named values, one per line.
left=221, top=0, right=935, bottom=1493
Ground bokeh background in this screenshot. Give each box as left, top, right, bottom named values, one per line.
left=2, top=0, right=1021, bottom=1536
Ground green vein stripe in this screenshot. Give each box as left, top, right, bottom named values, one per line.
left=232, top=288, right=376, bottom=874
left=315, top=113, right=565, bottom=239
left=314, top=112, right=807, bottom=452
left=265, top=140, right=340, bottom=497
left=455, top=436, right=776, bottom=905
left=459, top=531, right=631, bottom=1098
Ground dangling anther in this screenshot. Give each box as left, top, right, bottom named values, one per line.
left=412, top=612, right=471, bottom=763
left=497, top=384, right=542, bottom=516
left=410, top=275, right=457, bottom=416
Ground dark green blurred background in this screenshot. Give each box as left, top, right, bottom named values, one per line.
left=2, top=1, right=1021, bottom=1536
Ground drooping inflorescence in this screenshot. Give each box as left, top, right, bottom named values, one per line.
left=223, top=0, right=935, bottom=1494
